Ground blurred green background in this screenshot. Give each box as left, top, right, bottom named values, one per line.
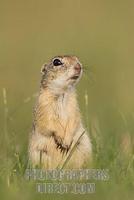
left=0, top=0, right=134, bottom=199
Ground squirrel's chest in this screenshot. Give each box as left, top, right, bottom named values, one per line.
left=54, top=95, right=70, bottom=120
left=36, top=92, right=78, bottom=132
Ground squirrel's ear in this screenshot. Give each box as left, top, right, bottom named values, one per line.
left=41, top=64, right=47, bottom=75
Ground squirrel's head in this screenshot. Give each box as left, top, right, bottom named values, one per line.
left=41, top=55, right=83, bottom=94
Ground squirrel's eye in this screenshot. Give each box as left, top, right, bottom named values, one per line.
left=53, top=59, right=62, bottom=66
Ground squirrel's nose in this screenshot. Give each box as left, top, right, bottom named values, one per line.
left=74, top=63, right=81, bottom=73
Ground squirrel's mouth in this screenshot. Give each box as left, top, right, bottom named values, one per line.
left=70, top=75, right=80, bottom=80
left=67, top=71, right=82, bottom=81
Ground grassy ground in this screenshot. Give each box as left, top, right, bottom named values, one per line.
left=0, top=0, right=134, bottom=199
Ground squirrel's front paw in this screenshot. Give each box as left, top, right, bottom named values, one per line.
left=54, top=136, right=72, bottom=154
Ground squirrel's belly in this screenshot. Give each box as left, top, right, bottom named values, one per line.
left=29, top=130, right=92, bottom=169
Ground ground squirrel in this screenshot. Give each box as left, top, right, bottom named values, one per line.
left=29, top=55, right=92, bottom=169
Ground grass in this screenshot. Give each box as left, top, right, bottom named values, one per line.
left=0, top=82, right=134, bottom=200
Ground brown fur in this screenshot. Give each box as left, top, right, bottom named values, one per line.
left=29, top=56, right=92, bottom=169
